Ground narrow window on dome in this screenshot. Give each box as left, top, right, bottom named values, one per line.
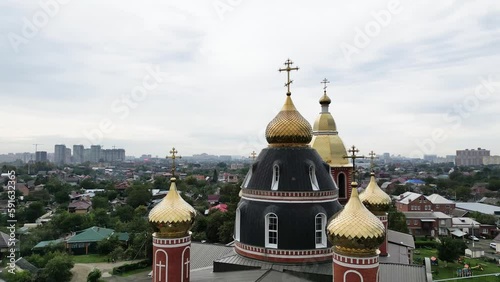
left=265, top=213, right=278, bottom=248
left=235, top=208, right=241, bottom=241
left=271, top=165, right=279, bottom=191
left=338, top=173, right=346, bottom=198
left=315, top=213, right=327, bottom=248
left=309, top=165, right=320, bottom=191
left=242, top=169, right=252, bottom=188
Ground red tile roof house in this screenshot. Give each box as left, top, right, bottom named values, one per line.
left=396, top=192, right=455, bottom=215
left=68, top=200, right=91, bottom=214
left=15, top=183, right=30, bottom=197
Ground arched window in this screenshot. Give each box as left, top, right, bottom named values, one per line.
left=265, top=213, right=278, bottom=248
left=338, top=172, right=346, bottom=198
left=309, top=165, right=319, bottom=191
left=315, top=213, right=327, bottom=248
left=235, top=208, right=241, bottom=241
left=271, top=165, right=279, bottom=191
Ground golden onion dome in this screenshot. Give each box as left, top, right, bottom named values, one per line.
left=327, top=182, right=385, bottom=256
left=149, top=178, right=196, bottom=238
left=359, top=173, right=392, bottom=215
left=319, top=91, right=331, bottom=105
left=265, top=94, right=312, bottom=146
left=310, top=91, right=349, bottom=166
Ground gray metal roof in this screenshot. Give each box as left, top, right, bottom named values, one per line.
left=387, top=229, right=415, bottom=248
left=456, top=202, right=500, bottom=215
left=191, top=242, right=234, bottom=270
left=379, top=263, right=430, bottom=282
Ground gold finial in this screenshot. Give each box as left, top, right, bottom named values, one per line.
left=321, top=78, right=330, bottom=92
left=278, top=59, right=299, bottom=96
left=368, top=151, right=377, bottom=171
left=167, top=147, right=182, bottom=177
left=249, top=151, right=257, bottom=161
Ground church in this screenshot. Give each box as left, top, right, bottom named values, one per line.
left=147, top=60, right=433, bottom=282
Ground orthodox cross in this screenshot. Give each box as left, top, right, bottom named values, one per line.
left=343, top=145, right=365, bottom=181
left=321, top=78, right=330, bottom=91
left=156, top=260, right=166, bottom=281
left=184, top=258, right=190, bottom=278
left=368, top=150, right=377, bottom=171
left=278, top=59, right=299, bottom=95
left=167, top=147, right=181, bottom=177
left=249, top=151, right=257, bottom=161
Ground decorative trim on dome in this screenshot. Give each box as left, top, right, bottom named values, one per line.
left=241, top=189, right=337, bottom=203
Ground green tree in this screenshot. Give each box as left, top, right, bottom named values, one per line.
left=92, top=196, right=109, bottom=210
left=25, top=201, right=45, bottom=222
left=114, top=205, right=135, bottom=222
left=96, top=235, right=120, bottom=255
left=437, top=237, right=467, bottom=266
left=206, top=210, right=225, bottom=242
left=87, top=269, right=102, bottom=282
left=388, top=205, right=409, bottom=234
left=54, top=190, right=70, bottom=204
left=2, top=270, right=33, bottom=282
left=126, top=183, right=152, bottom=208
left=470, top=211, right=497, bottom=225
left=41, top=253, right=74, bottom=282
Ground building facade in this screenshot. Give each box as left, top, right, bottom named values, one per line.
left=54, top=144, right=66, bottom=165
left=456, top=148, right=490, bottom=166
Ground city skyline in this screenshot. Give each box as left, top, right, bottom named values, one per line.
left=1, top=1, right=500, bottom=157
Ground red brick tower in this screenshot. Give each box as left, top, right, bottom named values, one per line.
left=149, top=148, right=196, bottom=282
left=327, top=181, right=385, bottom=282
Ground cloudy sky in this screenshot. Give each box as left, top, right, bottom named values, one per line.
left=1, top=0, right=499, bottom=158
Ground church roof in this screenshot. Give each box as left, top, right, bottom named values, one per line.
left=149, top=177, right=196, bottom=238
left=310, top=90, right=350, bottom=167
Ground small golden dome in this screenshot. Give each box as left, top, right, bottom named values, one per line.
left=359, top=173, right=392, bottom=215
left=265, top=95, right=312, bottom=146
left=149, top=178, right=196, bottom=238
left=319, top=91, right=331, bottom=105
left=327, top=182, right=385, bottom=256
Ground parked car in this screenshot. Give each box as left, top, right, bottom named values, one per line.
left=469, top=235, right=479, bottom=241
left=490, top=242, right=497, bottom=249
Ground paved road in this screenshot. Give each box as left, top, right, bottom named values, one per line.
left=464, top=238, right=500, bottom=262
left=71, top=260, right=143, bottom=282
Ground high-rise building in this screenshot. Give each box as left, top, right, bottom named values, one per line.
left=90, top=145, right=101, bottom=163
left=35, top=151, right=48, bottom=162
left=54, top=145, right=66, bottom=165
left=456, top=148, right=490, bottom=166
left=102, top=148, right=126, bottom=162
left=65, top=148, right=72, bottom=164
left=73, top=145, right=84, bottom=164
left=423, top=154, right=437, bottom=163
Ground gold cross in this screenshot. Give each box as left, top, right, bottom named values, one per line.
left=343, top=145, right=365, bottom=180
left=368, top=150, right=377, bottom=171
left=167, top=147, right=182, bottom=177
left=321, top=78, right=330, bottom=91
left=278, top=59, right=299, bottom=96
left=249, top=151, right=257, bottom=161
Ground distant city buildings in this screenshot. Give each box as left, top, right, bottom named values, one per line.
left=423, top=154, right=437, bottom=163
left=73, top=145, right=84, bottom=164
left=456, top=148, right=490, bottom=166
left=90, top=145, right=101, bottom=163
left=35, top=151, right=47, bottom=162
left=483, top=156, right=500, bottom=165
left=54, top=144, right=66, bottom=165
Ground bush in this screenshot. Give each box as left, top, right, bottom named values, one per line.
left=415, top=241, right=438, bottom=249
left=87, top=268, right=101, bottom=282
left=112, top=260, right=150, bottom=275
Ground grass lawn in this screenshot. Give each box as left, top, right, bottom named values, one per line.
left=413, top=248, right=500, bottom=281
left=71, top=254, right=109, bottom=263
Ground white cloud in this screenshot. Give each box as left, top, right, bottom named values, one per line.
left=1, top=0, right=500, bottom=157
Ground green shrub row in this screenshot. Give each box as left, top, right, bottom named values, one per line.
left=112, top=260, right=150, bottom=275
left=415, top=241, right=438, bottom=248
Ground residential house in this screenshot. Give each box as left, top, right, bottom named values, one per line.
left=68, top=200, right=91, bottom=214
left=15, top=183, right=30, bottom=197
left=403, top=211, right=452, bottom=237
left=66, top=226, right=129, bottom=255
left=396, top=192, right=455, bottom=214
left=451, top=217, right=498, bottom=238
left=208, top=195, right=220, bottom=205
